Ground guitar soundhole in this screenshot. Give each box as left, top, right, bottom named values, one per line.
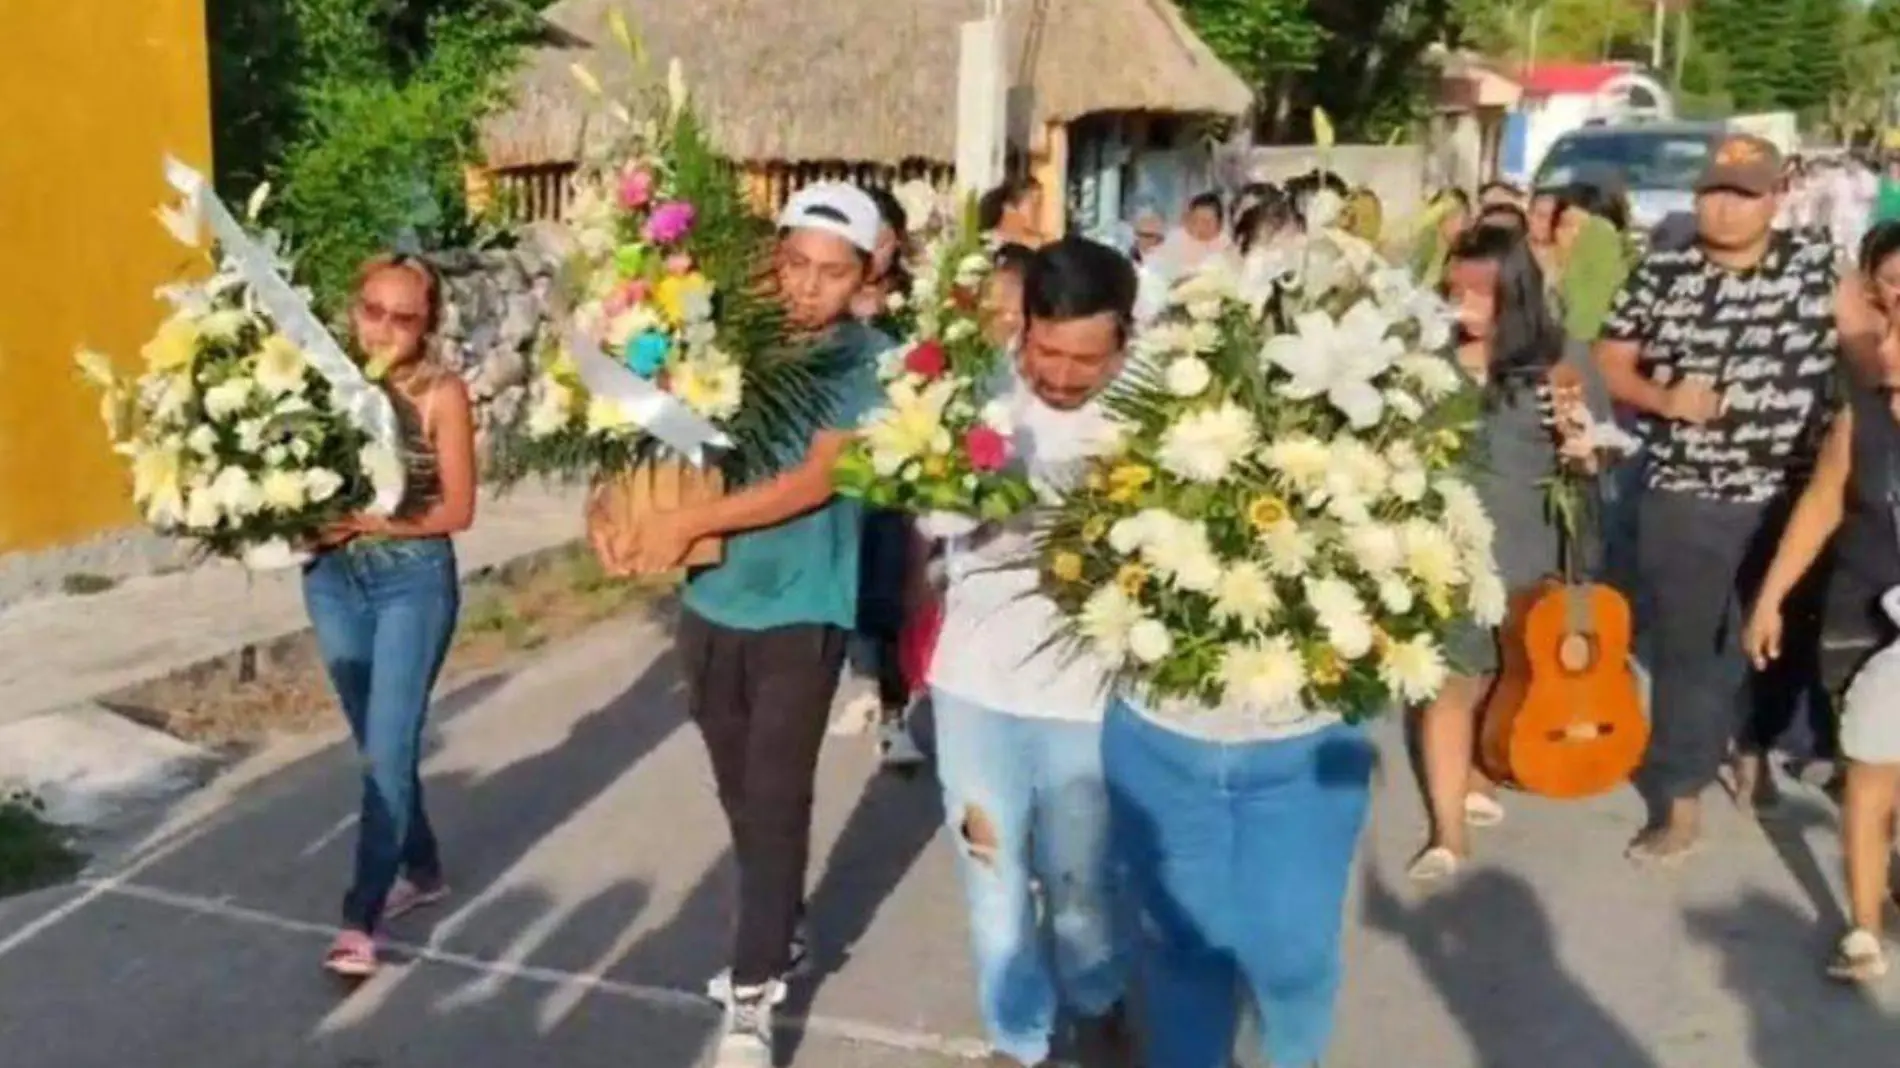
left=1556, top=632, right=1595, bottom=674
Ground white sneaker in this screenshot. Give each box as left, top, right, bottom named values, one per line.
left=714, top=981, right=783, bottom=1068
left=878, top=718, right=926, bottom=769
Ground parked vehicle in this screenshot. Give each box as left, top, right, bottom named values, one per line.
left=1533, top=121, right=1727, bottom=237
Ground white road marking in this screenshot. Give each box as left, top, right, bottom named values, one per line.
left=84, top=878, right=991, bottom=1061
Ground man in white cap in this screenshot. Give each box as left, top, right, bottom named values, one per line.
left=624, top=181, right=891, bottom=1067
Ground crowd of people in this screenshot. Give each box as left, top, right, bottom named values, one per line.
left=289, top=132, right=1900, bottom=1068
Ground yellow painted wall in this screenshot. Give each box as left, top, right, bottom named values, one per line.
left=0, top=1, right=212, bottom=553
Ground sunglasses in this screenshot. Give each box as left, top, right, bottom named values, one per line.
left=355, top=298, right=428, bottom=331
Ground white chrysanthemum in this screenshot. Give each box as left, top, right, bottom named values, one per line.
left=1307, top=576, right=1375, bottom=660
left=671, top=354, right=744, bottom=421
left=1345, top=523, right=1404, bottom=576
left=262, top=444, right=288, bottom=468
left=261, top=469, right=306, bottom=512
left=183, top=484, right=221, bottom=531
left=1136, top=321, right=1198, bottom=359
left=1399, top=354, right=1463, bottom=401
left=1436, top=478, right=1496, bottom=552
left=1468, top=567, right=1508, bottom=626
left=1108, top=512, right=1157, bottom=556
left=1381, top=634, right=1449, bottom=704
left=1128, top=619, right=1175, bottom=665
left=1384, top=388, right=1425, bottom=422
left=1173, top=265, right=1238, bottom=307
left=1220, top=635, right=1307, bottom=711
left=1135, top=513, right=1221, bottom=593
left=1164, top=357, right=1213, bottom=398
left=303, top=468, right=344, bottom=504
left=235, top=418, right=266, bottom=454
left=1158, top=402, right=1258, bottom=483
left=1262, top=435, right=1330, bottom=494
left=204, top=379, right=253, bottom=421
left=186, top=424, right=219, bottom=457
left=1377, top=574, right=1416, bottom=614
left=526, top=380, right=575, bottom=438
left=603, top=305, right=665, bottom=349
left=1079, top=584, right=1144, bottom=662
left=1213, top=561, right=1280, bottom=626
left=208, top=465, right=264, bottom=518
left=1390, top=466, right=1429, bottom=503
left=1260, top=519, right=1317, bottom=578
left=196, top=308, right=252, bottom=343
left=1327, top=436, right=1390, bottom=501
left=1401, top=520, right=1466, bottom=590
left=1186, top=321, right=1222, bottom=354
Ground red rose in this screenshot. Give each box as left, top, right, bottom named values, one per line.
left=963, top=425, right=1010, bottom=472
left=905, top=340, right=947, bottom=378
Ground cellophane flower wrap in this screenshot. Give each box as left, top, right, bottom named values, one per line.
left=1036, top=204, right=1504, bottom=724
left=832, top=218, right=1035, bottom=526
left=491, top=35, right=840, bottom=487
left=74, top=187, right=401, bottom=571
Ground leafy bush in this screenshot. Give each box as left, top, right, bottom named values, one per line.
left=209, top=0, right=546, bottom=316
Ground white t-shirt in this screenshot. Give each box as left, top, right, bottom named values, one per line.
left=927, top=380, right=1118, bottom=721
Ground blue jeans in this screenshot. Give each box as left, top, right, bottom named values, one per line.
left=932, top=691, right=1125, bottom=1064
left=1104, top=702, right=1375, bottom=1068
left=303, top=537, right=460, bottom=932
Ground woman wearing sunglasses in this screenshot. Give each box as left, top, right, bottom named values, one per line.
left=313, top=253, right=477, bottom=977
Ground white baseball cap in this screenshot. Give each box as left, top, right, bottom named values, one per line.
left=777, top=182, right=882, bottom=254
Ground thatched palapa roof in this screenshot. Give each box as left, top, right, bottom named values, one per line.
left=482, top=0, right=1253, bottom=170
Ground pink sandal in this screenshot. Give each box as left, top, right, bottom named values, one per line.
left=383, top=877, right=450, bottom=922
left=323, top=929, right=378, bottom=978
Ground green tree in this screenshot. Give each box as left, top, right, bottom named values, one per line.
left=208, top=0, right=547, bottom=315
left=1176, top=0, right=1327, bottom=136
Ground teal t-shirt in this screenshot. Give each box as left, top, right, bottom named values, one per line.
left=680, top=319, right=890, bottom=631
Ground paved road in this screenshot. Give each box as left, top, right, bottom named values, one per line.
left=1, top=608, right=1896, bottom=1067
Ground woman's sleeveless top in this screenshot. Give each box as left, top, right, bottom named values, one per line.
left=1835, top=378, right=1900, bottom=598
left=387, top=375, right=444, bottom=520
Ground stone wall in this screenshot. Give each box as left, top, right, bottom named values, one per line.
left=427, top=223, right=570, bottom=443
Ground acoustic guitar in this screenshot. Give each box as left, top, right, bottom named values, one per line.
left=1479, top=477, right=1647, bottom=799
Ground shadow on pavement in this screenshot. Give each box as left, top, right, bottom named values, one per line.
left=1361, top=863, right=1661, bottom=1068
left=1684, top=889, right=1899, bottom=1068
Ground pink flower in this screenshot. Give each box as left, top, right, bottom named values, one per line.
left=603, top=279, right=650, bottom=317
left=904, top=340, right=946, bottom=379
left=617, top=168, right=655, bottom=210
left=665, top=253, right=695, bottom=276
left=964, top=425, right=1010, bottom=473
left=644, top=201, right=697, bottom=244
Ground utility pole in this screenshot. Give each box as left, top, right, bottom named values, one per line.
left=1651, top=0, right=1665, bottom=72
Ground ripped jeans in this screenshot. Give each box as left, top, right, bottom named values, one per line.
left=931, top=690, right=1126, bottom=1065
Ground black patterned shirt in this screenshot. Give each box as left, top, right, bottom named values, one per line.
left=1600, top=233, right=1839, bottom=503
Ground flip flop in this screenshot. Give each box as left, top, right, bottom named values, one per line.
left=1406, top=846, right=1464, bottom=884
left=1827, top=929, right=1889, bottom=983
left=1463, top=793, right=1506, bottom=828
left=1624, top=830, right=1702, bottom=868
left=383, top=877, right=450, bottom=922
left=323, top=929, right=378, bottom=978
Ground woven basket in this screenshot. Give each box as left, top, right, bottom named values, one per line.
left=586, top=461, right=725, bottom=573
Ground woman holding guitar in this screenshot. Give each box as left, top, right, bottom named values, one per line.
left=1745, top=221, right=1900, bottom=983
left=1407, top=224, right=1602, bottom=882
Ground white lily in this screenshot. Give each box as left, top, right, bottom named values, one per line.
left=1260, top=301, right=1404, bottom=429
